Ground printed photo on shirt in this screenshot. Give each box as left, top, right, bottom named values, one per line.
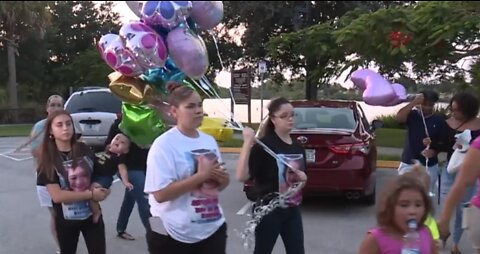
left=276, top=154, right=305, bottom=206
left=57, top=156, right=93, bottom=220
left=187, top=148, right=222, bottom=223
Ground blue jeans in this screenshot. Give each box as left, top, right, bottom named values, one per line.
left=440, top=167, right=477, bottom=244
left=116, top=170, right=151, bottom=233
left=254, top=206, right=304, bottom=254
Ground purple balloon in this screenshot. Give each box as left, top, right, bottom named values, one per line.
left=141, top=1, right=192, bottom=29
left=351, top=69, right=379, bottom=90
left=190, top=1, right=224, bottom=30
left=363, top=75, right=397, bottom=106
left=167, top=27, right=209, bottom=79
left=119, top=21, right=168, bottom=69
left=391, top=83, right=407, bottom=100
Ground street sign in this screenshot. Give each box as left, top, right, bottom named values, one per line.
left=258, top=60, right=267, bottom=74
left=231, top=69, right=251, bottom=105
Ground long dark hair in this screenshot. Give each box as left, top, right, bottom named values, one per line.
left=37, top=110, right=78, bottom=181
left=261, top=97, right=291, bottom=136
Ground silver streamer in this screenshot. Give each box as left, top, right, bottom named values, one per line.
left=235, top=181, right=306, bottom=250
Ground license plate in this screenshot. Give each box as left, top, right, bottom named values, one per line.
left=306, top=149, right=315, bottom=162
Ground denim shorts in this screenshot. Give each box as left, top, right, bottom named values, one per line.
left=92, top=175, right=114, bottom=189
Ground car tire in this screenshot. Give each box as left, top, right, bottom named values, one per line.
left=362, top=187, right=376, bottom=205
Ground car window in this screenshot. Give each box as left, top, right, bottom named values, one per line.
left=294, top=107, right=356, bottom=130
left=357, top=104, right=370, bottom=130
left=65, top=91, right=122, bottom=114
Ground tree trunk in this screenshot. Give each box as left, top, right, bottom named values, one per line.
left=305, top=57, right=318, bottom=100
left=7, top=40, right=19, bottom=122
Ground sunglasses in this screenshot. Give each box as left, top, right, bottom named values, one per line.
left=49, top=103, right=63, bottom=107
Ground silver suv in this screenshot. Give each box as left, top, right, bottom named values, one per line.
left=64, top=88, right=122, bottom=149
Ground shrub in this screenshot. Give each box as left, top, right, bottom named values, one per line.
left=375, top=114, right=405, bottom=129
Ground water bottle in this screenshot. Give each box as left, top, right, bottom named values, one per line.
left=401, top=218, right=420, bottom=254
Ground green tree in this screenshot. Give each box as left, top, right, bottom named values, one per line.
left=0, top=1, right=51, bottom=109
left=45, top=1, right=120, bottom=92
left=333, top=1, right=480, bottom=80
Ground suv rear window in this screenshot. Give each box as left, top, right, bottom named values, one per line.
left=65, top=91, right=122, bottom=114
left=294, top=107, right=356, bottom=130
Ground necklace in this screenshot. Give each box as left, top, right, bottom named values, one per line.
left=60, top=151, right=71, bottom=162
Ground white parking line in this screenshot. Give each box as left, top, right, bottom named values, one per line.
left=0, top=153, right=32, bottom=162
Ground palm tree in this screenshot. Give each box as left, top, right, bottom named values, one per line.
left=0, top=2, right=50, bottom=112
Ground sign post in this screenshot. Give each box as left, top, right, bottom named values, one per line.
left=258, top=60, right=267, bottom=121
left=231, top=69, right=252, bottom=124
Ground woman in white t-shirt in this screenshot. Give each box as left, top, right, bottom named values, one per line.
left=145, top=82, right=230, bottom=254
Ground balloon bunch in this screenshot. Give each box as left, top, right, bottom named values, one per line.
left=96, top=1, right=231, bottom=146
left=350, top=69, right=411, bottom=107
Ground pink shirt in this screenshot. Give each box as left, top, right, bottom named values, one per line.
left=469, top=136, right=480, bottom=208
left=368, top=227, right=432, bottom=254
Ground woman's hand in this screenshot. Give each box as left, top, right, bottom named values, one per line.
left=242, top=127, right=256, bottom=147
left=437, top=219, right=451, bottom=243
left=196, top=155, right=220, bottom=181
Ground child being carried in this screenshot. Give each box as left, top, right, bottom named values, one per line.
left=91, top=133, right=133, bottom=222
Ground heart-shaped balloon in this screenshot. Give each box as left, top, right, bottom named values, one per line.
left=363, top=75, right=397, bottom=106
left=391, top=83, right=407, bottom=100
left=190, top=1, right=224, bottom=30
left=119, top=103, right=167, bottom=146
left=351, top=69, right=379, bottom=90
left=141, top=1, right=193, bottom=29
left=119, top=21, right=168, bottom=69
left=99, top=34, right=145, bottom=77
left=167, top=27, right=209, bottom=79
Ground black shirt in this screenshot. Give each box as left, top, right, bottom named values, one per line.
left=248, top=131, right=307, bottom=200
left=93, top=151, right=126, bottom=177
left=106, top=118, right=149, bottom=172
left=37, top=142, right=94, bottom=220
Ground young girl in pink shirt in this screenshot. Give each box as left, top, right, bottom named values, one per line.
left=359, top=175, right=437, bottom=254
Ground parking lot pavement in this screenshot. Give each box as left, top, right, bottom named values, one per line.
left=0, top=137, right=32, bottom=161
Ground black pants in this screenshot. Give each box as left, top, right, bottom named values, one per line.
left=254, top=206, right=304, bottom=254
left=55, top=215, right=106, bottom=254
left=147, top=223, right=227, bottom=254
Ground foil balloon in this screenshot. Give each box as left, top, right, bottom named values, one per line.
left=108, top=72, right=153, bottom=105
left=190, top=1, right=224, bottom=30
left=199, top=117, right=234, bottom=142
left=167, top=27, right=209, bottom=79
left=99, top=34, right=145, bottom=77
left=363, top=75, right=397, bottom=106
left=391, top=83, right=407, bottom=101
left=143, top=65, right=186, bottom=94
left=384, top=83, right=408, bottom=106
left=119, top=103, right=167, bottom=146
left=119, top=21, right=168, bottom=69
left=350, top=69, right=379, bottom=90
left=141, top=1, right=193, bottom=29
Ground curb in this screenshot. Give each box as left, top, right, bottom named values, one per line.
left=219, top=147, right=400, bottom=169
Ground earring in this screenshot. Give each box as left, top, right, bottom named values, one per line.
left=49, top=134, right=54, bottom=139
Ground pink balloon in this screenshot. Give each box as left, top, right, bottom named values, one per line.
left=363, top=75, right=397, bottom=106
left=119, top=22, right=168, bottom=69
left=190, top=1, right=224, bottom=30
left=351, top=69, right=378, bottom=90
left=167, top=27, right=209, bottom=79
left=99, top=34, right=144, bottom=77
